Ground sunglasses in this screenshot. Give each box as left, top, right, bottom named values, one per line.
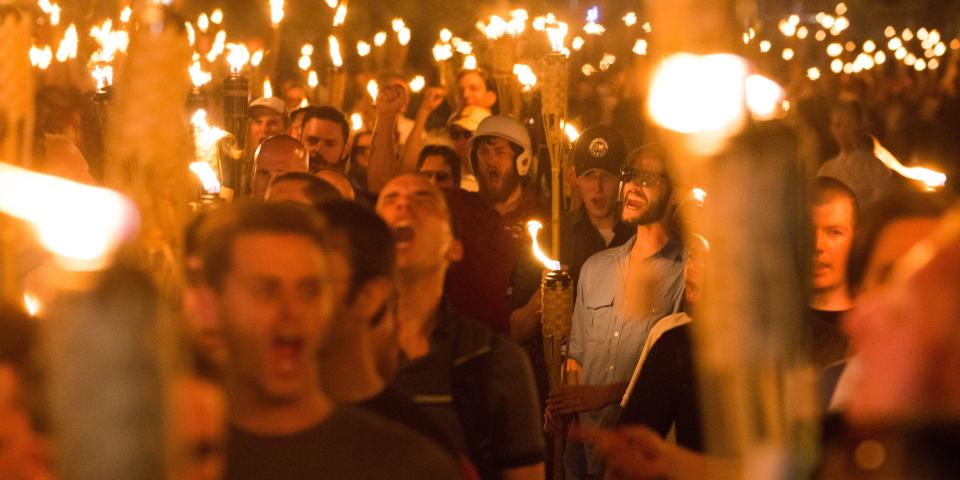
left=620, top=166, right=665, bottom=187
left=421, top=170, right=452, bottom=183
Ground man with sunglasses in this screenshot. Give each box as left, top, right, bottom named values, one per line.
left=546, top=145, right=686, bottom=480
left=417, top=144, right=461, bottom=189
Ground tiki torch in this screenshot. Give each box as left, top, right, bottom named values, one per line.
left=478, top=10, right=526, bottom=119
left=91, top=65, right=114, bottom=140
left=222, top=45, right=250, bottom=191
left=328, top=35, right=347, bottom=110
left=187, top=59, right=212, bottom=113
left=539, top=17, right=569, bottom=256
left=527, top=220, right=570, bottom=480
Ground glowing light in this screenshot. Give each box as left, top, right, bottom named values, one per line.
left=819, top=14, right=836, bottom=29
left=225, top=43, right=250, bottom=73
left=572, top=36, right=586, bottom=51
left=905, top=53, right=917, bottom=66
left=307, top=70, right=319, bottom=88
left=845, top=41, right=856, bottom=52
left=807, top=67, right=821, bottom=80
left=902, top=29, right=914, bottom=41
left=23, top=293, right=40, bottom=317
left=760, top=40, right=771, bottom=53
left=526, top=221, right=561, bottom=271
left=692, top=187, right=708, bottom=205
left=831, top=58, right=843, bottom=73
left=366, top=79, right=378, bottom=103
left=298, top=56, right=311, bottom=71
left=782, top=48, right=795, bottom=60
left=815, top=30, right=827, bottom=41
left=952, top=39, right=960, bottom=50
left=463, top=54, right=477, bottom=70
left=581, top=64, right=596, bottom=76
left=392, top=18, right=406, bottom=33
left=863, top=40, right=876, bottom=53
left=561, top=121, right=580, bottom=142
left=831, top=16, right=849, bottom=35
left=120, top=6, right=133, bottom=23
left=875, top=51, right=887, bottom=64
left=642, top=22, right=652, bottom=33
left=189, top=161, right=222, bottom=194
left=333, top=4, right=347, bottom=26
left=827, top=42, right=843, bottom=56
left=398, top=27, right=411, bottom=46
left=895, top=47, right=907, bottom=60
left=206, top=30, right=227, bottom=62
left=623, top=12, right=637, bottom=26
left=648, top=53, right=749, bottom=137
left=91, top=65, right=113, bottom=89
left=583, top=21, right=605, bottom=35
left=328, top=35, right=343, bottom=68
left=843, top=62, right=854, bottom=74
left=185, top=22, right=196, bottom=46
left=915, top=59, right=927, bottom=71
left=432, top=43, right=453, bottom=61
left=211, top=9, right=224, bottom=24
left=189, top=60, right=213, bottom=88
left=888, top=37, right=903, bottom=50
left=452, top=37, right=473, bottom=54
left=198, top=13, right=209, bottom=33
left=873, top=137, right=946, bottom=189
left=513, top=64, right=537, bottom=91
left=409, top=75, right=425, bottom=93
left=374, top=31, right=387, bottom=47
left=324, top=0, right=337, bottom=8
left=263, top=79, right=273, bottom=98
left=356, top=41, right=371, bottom=57
left=797, top=26, right=809, bottom=39
left=632, top=39, right=648, bottom=56
left=0, top=162, right=139, bottom=271
left=745, top=74, right=785, bottom=121
left=269, top=0, right=285, bottom=26
left=598, top=53, right=617, bottom=71
left=779, top=20, right=797, bottom=37
left=476, top=11, right=527, bottom=39
left=299, top=98, right=309, bottom=108
left=55, top=24, right=78, bottom=62
left=934, top=42, right=947, bottom=57
left=439, top=28, right=453, bottom=43
left=251, top=49, right=264, bottom=67
left=929, top=58, right=940, bottom=69
left=300, top=43, right=314, bottom=56
left=545, top=17, right=570, bottom=54
left=918, top=28, right=929, bottom=41
left=884, top=26, right=896, bottom=38
left=350, top=113, right=363, bottom=131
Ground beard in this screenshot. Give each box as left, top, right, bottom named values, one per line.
left=623, top=191, right=670, bottom=226
left=479, top=167, right=521, bottom=204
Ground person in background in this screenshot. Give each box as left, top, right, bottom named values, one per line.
left=247, top=97, right=287, bottom=148
left=264, top=172, right=342, bottom=207
left=417, top=144, right=461, bottom=189
left=298, top=106, right=350, bottom=173
left=347, top=131, right=373, bottom=189
left=250, top=135, right=308, bottom=201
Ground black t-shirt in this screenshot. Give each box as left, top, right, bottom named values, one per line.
left=356, top=386, right=458, bottom=456
left=225, top=406, right=462, bottom=480
left=617, top=325, right=703, bottom=451
left=809, top=308, right=850, bottom=371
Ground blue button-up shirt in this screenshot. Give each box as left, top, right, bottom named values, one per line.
left=568, top=233, right=685, bottom=429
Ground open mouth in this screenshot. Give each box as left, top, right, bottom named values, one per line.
left=271, top=334, right=304, bottom=372
left=393, top=225, right=416, bottom=244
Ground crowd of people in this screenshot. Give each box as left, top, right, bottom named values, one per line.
left=5, top=44, right=960, bottom=480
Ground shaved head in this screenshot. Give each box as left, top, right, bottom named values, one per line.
left=252, top=135, right=309, bottom=200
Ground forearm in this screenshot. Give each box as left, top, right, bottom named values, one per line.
left=399, top=111, right=429, bottom=173
left=367, top=113, right=399, bottom=193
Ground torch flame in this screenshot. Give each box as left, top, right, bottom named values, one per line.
left=872, top=137, right=947, bottom=190
left=91, top=65, right=113, bottom=90
left=23, top=292, right=41, bottom=317
left=398, top=27, right=412, bottom=46
left=433, top=42, right=453, bottom=62
left=185, top=22, right=196, bottom=46
left=513, top=64, right=537, bottom=91
left=120, top=6, right=132, bottom=23
left=560, top=121, right=580, bottom=142
left=366, top=79, right=379, bottom=104
left=391, top=18, right=405, bottom=33
left=692, top=187, right=708, bottom=205
left=526, top=220, right=561, bottom=271
left=251, top=49, right=265, bottom=67
left=0, top=162, right=139, bottom=271
left=198, top=13, right=210, bottom=33
left=189, top=60, right=213, bottom=88
left=544, top=16, right=570, bottom=54
left=463, top=54, right=478, bottom=70
left=56, top=24, right=78, bottom=62
left=350, top=113, right=364, bottom=131
left=409, top=75, right=426, bottom=93
left=263, top=79, right=273, bottom=98
left=225, top=43, right=251, bottom=74
left=211, top=9, right=224, bottom=24
left=374, top=31, right=387, bottom=47
left=357, top=41, right=371, bottom=57
left=269, top=0, right=285, bottom=26
left=31, top=45, right=53, bottom=69
left=328, top=35, right=343, bottom=68
left=307, top=70, right=319, bottom=88
left=439, top=28, right=453, bottom=43
left=324, top=0, right=337, bottom=8
left=189, top=162, right=222, bottom=194
left=206, top=30, right=227, bottom=62
left=333, top=4, right=347, bottom=27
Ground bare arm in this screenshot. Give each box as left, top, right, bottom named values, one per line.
left=400, top=87, right=446, bottom=174
left=367, top=85, right=407, bottom=193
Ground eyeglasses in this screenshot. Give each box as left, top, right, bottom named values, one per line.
left=420, top=170, right=452, bottom=183
left=449, top=129, right=472, bottom=141
left=620, top=167, right=665, bottom=187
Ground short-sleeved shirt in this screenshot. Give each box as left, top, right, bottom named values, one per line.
left=567, top=234, right=685, bottom=473
left=391, top=303, right=545, bottom=476
left=225, top=406, right=462, bottom=480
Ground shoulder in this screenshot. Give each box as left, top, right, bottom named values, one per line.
left=580, top=242, right=628, bottom=275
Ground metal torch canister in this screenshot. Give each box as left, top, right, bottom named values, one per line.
left=221, top=74, right=249, bottom=191
left=541, top=267, right=572, bottom=480
left=92, top=86, right=114, bottom=141
left=186, top=87, right=208, bottom=113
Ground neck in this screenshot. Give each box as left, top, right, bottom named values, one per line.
left=630, top=221, right=671, bottom=259
left=396, top=267, right=446, bottom=360
left=587, top=207, right=618, bottom=231
left=320, top=333, right=386, bottom=402
left=494, top=184, right=524, bottom=217
left=227, top=379, right=332, bottom=436
left=810, top=285, right=853, bottom=311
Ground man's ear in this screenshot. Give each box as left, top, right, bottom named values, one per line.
left=447, top=238, right=464, bottom=263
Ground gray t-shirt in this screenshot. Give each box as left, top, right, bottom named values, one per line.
left=225, top=406, right=462, bottom=480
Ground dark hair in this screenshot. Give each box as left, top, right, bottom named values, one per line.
left=300, top=106, right=350, bottom=143
left=198, top=203, right=329, bottom=290
left=847, top=190, right=949, bottom=295
left=625, top=145, right=673, bottom=195
left=270, top=171, right=342, bottom=206
left=316, top=201, right=395, bottom=304
left=814, top=176, right=860, bottom=226
left=456, top=68, right=500, bottom=113
left=469, top=135, right=525, bottom=175
left=417, top=144, right=462, bottom=187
